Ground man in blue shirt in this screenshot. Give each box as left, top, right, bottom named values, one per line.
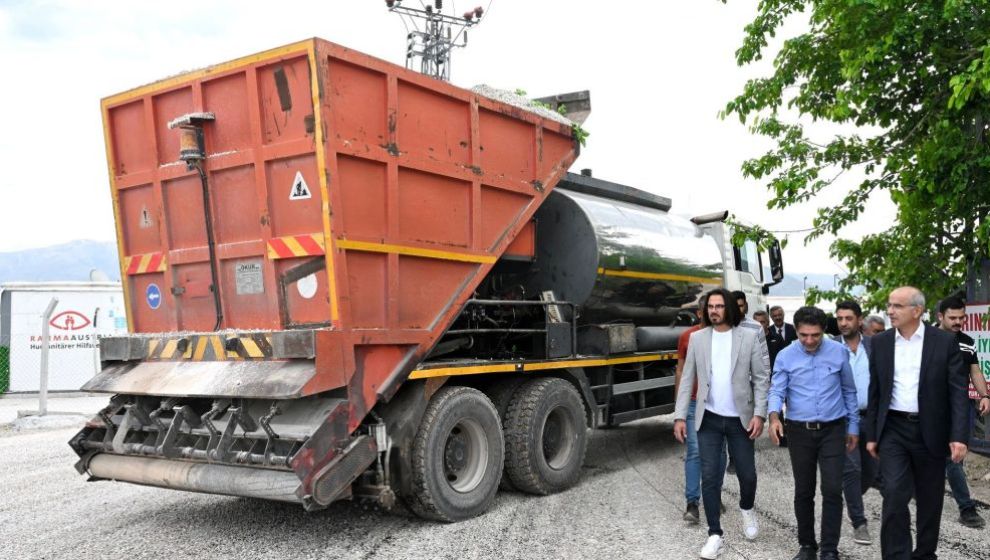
left=768, top=306, right=860, bottom=560
left=833, top=300, right=876, bottom=545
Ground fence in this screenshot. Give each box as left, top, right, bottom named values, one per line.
left=0, top=345, right=9, bottom=393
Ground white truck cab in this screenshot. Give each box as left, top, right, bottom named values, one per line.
left=693, top=211, right=785, bottom=314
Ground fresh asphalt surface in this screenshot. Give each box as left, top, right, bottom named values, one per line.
left=2, top=396, right=988, bottom=560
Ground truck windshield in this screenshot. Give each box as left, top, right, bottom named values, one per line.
left=736, top=240, right=763, bottom=282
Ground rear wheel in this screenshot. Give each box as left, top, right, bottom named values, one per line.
left=407, top=386, right=504, bottom=521
left=483, top=378, right=526, bottom=491
left=504, top=377, right=588, bottom=495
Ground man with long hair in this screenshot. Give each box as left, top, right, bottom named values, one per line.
left=674, top=288, right=770, bottom=559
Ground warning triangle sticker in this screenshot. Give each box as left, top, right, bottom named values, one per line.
left=289, top=171, right=312, bottom=200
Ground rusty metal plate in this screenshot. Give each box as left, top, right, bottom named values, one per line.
left=81, top=359, right=318, bottom=399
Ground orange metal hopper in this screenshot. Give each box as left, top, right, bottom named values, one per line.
left=93, top=38, right=578, bottom=434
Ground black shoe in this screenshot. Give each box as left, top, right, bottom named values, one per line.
left=819, top=553, right=839, bottom=560
left=960, top=507, right=986, bottom=529
left=791, top=545, right=817, bottom=560
left=683, top=502, right=700, bottom=524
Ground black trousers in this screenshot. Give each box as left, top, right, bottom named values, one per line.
left=858, top=431, right=880, bottom=494
left=786, top=420, right=846, bottom=553
left=878, top=415, right=946, bottom=560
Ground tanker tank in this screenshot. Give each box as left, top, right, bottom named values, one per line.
left=521, top=173, right=724, bottom=328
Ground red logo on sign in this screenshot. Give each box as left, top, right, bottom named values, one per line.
left=49, top=311, right=91, bottom=331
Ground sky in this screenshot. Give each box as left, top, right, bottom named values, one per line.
left=0, top=0, right=896, bottom=274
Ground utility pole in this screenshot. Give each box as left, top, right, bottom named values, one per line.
left=385, top=0, right=485, bottom=81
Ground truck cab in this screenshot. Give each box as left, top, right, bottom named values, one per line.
left=695, top=214, right=785, bottom=315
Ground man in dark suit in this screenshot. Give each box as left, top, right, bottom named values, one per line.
left=754, top=310, right=786, bottom=369
left=864, top=286, right=970, bottom=559
left=770, top=305, right=798, bottom=344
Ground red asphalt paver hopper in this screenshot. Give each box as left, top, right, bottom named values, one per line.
left=70, top=38, right=578, bottom=510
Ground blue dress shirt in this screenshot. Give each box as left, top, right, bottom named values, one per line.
left=840, top=335, right=870, bottom=411
left=768, top=338, right=860, bottom=435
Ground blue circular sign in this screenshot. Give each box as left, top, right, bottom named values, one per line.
left=146, top=283, right=162, bottom=310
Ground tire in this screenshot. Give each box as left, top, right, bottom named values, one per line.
left=504, top=377, right=588, bottom=495
left=406, top=386, right=504, bottom=522
left=482, top=378, right=526, bottom=492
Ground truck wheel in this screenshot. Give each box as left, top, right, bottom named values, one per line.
left=504, top=377, right=588, bottom=495
left=407, top=386, right=504, bottom=522
left=482, top=378, right=526, bottom=492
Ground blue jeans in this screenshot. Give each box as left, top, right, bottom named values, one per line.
left=697, top=411, right=758, bottom=536
left=946, top=459, right=975, bottom=511
left=843, top=442, right=867, bottom=528
left=685, top=399, right=727, bottom=504
left=685, top=400, right=701, bottom=504
left=946, top=403, right=976, bottom=511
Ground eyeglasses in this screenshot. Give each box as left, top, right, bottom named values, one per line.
left=707, top=304, right=726, bottom=310
left=886, top=303, right=916, bottom=310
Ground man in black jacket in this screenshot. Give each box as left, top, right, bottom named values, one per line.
left=864, top=286, right=969, bottom=559
left=770, top=305, right=798, bottom=344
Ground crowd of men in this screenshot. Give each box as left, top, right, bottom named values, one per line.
left=672, top=288, right=989, bottom=560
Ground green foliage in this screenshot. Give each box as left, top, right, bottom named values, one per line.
left=723, top=0, right=990, bottom=310
left=572, top=122, right=590, bottom=147
left=518, top=89, right=588, bottom=145
left=726, top=216, right=788, bottom=251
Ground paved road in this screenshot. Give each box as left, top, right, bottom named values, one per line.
left=1, top=403, right=988, bottom=559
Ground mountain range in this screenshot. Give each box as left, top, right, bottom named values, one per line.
left=0, top=240, right=121, bottom=284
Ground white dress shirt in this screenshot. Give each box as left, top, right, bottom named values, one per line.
left=706, top=329, right=739, bottom=417
left=891, top=323, right=924, bottom=413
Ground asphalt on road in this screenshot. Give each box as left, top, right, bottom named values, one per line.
left=2, top=408, right=988, bottom=560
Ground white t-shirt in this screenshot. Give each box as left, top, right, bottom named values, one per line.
left=706, top=329, right=739, bottom=417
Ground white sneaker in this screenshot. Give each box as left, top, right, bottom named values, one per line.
left=740, top=507, right=759, bottom=540
left=699, top=534, right=723, bottom=559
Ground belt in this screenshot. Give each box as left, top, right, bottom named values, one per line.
left=784, top=418, right=844, bottom=431
left=888, top=410, right=920, bottom=422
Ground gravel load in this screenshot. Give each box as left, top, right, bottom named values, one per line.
left=471, top=84, right=575, bottom=126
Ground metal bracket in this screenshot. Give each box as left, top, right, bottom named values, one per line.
left=259, top=402, right=282, bottom=466
left=201, top=399, right=231, bottom=462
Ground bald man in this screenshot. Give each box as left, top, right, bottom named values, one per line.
left=863, top=287, right=970, bottom=559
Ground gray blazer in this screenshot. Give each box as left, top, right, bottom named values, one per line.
left=674, top=326, right=771, bottom=431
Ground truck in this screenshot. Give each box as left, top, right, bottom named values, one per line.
left=69, top=38, right=784, bottom=521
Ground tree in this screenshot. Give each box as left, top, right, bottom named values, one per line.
left=723, top=0, right=990, bottom=310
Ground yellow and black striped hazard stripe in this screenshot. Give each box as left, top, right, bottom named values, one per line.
left=145, top=333, right=273, bottom=361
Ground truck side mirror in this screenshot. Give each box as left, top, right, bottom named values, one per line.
left=768, top=239, right=784, bottom=285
